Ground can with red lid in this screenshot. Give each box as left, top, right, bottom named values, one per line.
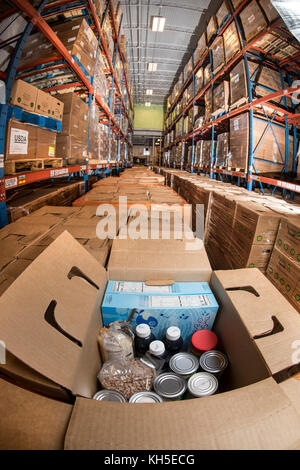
left=190, top=330, right=218, bottom=356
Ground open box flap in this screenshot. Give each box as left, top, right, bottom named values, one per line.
left=108, top=249, right=211, bottom=282
left=0, top=231, right=106, bottom=397
left=212, top=269, right=300, bottom=376
left=0, top=377, right=72, bottom=450
left=64, top=378, right=300, bottom=450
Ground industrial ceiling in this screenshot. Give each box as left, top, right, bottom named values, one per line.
left=120, top=0, right=215, bottom=107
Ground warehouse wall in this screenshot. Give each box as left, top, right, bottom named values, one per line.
left=134, top=104, right=164, bottom=130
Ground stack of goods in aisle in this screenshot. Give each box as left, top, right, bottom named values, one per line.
left=0, top=204, right=114, bottom=297
left=163, top=0, right=299, bottom=177
left=4, top=80, right=64, bottom=175
left=157, top=168, right=300, bottom=313
left=267, top=217, right=300, bottom=312
left=72, top=167, right=184, bottom=208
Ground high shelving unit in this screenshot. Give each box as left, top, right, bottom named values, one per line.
left=163, top=0, right=300, bottom=198
left=0, top=0, right=134, bottom=227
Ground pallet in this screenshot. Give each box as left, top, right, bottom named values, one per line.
left=212, top=107, right=229, bottom=118
left=227, top=167, right=246, bottom=173
left=229, top=97, right=248, bottom=111
left=7, top=105, right=62, bottom=132
left=5, top=158, right=63, bottom=175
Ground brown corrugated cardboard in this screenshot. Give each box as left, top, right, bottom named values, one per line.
left=108, top=237, right=211, bottom=282
left=36, top=128, right=56, bottom=159
left=274, top=217, right=300, bottom=266
left=0, top=232, right=105, bottom=397
left=223, top=21, right=241, bottom=62
left=9, top=79, right=37, bottom=112
left=35, top=89, right=52, bottom=117
left=2, top=231, right=300, bottom=449
left=239, top=0, right=267, bottom=42
left=64, top=377, right=300, bottom=450
left=5, top=118, right=37, bottom=161
left=0, top=378, right=72, bottom=450
left=50, top=95, right=64, bottom=121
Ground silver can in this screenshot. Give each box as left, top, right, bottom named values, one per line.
left=129, top=391, right=163, bottom=403
left=154, top=372, right=187, bottom=400
left=199, top=350, right=228, bottom=377
left=93, top=389, right=127, bottom=402
left=169, top=352, right=199, bottom=379
left=187, top=372, right=218, bottom=398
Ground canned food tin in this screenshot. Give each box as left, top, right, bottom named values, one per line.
left=93, top=390, right=127, bottom=402
left=169, top=352, right=199, bottom=378
left=154, top=372, right=187, bottom=400
left=187, top=372, right=218, bottom=398
left=199, top=350, right=228, bottom=377
left=129, top=391, right=163, bottom=403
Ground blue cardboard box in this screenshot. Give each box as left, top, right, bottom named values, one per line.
left=101, top=289, right=219, bottom=347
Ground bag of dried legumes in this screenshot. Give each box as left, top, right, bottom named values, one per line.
left=97, top=358, right=156, bottom=399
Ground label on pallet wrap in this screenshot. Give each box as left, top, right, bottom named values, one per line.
left=9, top=128, right=28, bottom=155
left=5, top=177, right=18, bottom=189
left=0, top=154, right=3, bottom=169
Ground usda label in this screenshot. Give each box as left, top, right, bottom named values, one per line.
left=10, top=128, right=29, bottom=155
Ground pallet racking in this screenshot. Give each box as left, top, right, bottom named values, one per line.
left=0, top=0, right=134, bottom=227
left=163, top=0, right=300, bottom=198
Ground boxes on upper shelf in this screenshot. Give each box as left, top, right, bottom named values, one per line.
left=210, top=36, right=225, bottom=74
left=239, top=0, right=267, bottom=42
left=223, top=21, right=241, bottom=63
left=9, top=80, right=37, bottom=112
left=207, top=15, right=218, bottom=43
left=216, top=0, right=231, bottom=28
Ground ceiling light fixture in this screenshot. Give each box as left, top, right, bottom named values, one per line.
left=145, top=102, right=151, bottom=107
left=148, top=63, right=157, bottom=72
left=146, top=89, right=153, bottom=95
left=152, top=16, right=166, bottom=32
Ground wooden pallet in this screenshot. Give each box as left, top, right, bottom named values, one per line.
left=212, top=107, right=229, bottom=118
left=229, top=97, right=248, bottom=111
left=5, top=158, right=63, bottom=175
left=227, top=167, right=246, bottom=173
left=214, top=165, right=225, bottom=169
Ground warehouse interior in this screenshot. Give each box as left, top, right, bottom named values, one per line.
left=1, top=0, right=300, bottom=451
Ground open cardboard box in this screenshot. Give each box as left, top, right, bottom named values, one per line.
left=1, top=231, right=300, bottom=449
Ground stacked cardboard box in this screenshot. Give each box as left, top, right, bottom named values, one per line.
left=0, top=204, right=113, bottom=296
left=56, top=92, right=89, bottom=164
left=229, top=112, right=292, bottom=174
left=267, top=217, right=300, bottom=312
left=19, top=19, right=98, bottom=78
left=5, top=118, right=57, bottom=162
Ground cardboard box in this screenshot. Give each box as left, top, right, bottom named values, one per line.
left=50, top=96, right=64, bottom=121
left=216, top=0, right=231, bottom=28
left=35, top=89, right=52, bottom=117
left=56, top=135, right=85, bottom=161
left=210, top=36, right=225, bottom=74
left=260, top=0, right=279, bottom=22
left=207, top=15, right=218, bottom=43
left=239, top=0, right=267, bottom=42
left=0, top=377, right=72, bottom=450
left=9, top=79, right=38, bottom=112
left=234, top=201, right=281, bottom=245
left=223, top=21, right=241, bottom=63
left=1, top=236, right=300, bottom=449
left=274, top=218, right=300, bottom=267
left=213, top=80, right=229, bottom=115
left=36, top=128, right=56, bottom=159
left=5, top=118, right=37, bottom=161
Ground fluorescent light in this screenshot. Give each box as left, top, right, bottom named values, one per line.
left=148, top=63, right=157, bottom=72
left=152, top=16, right=166, bottom=32
left=146, top=89, right=153, bottom=95
left=145, top=102, right=151, bottom=107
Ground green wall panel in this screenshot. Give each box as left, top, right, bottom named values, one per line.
left=134, top=104, right=164, bottom=130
